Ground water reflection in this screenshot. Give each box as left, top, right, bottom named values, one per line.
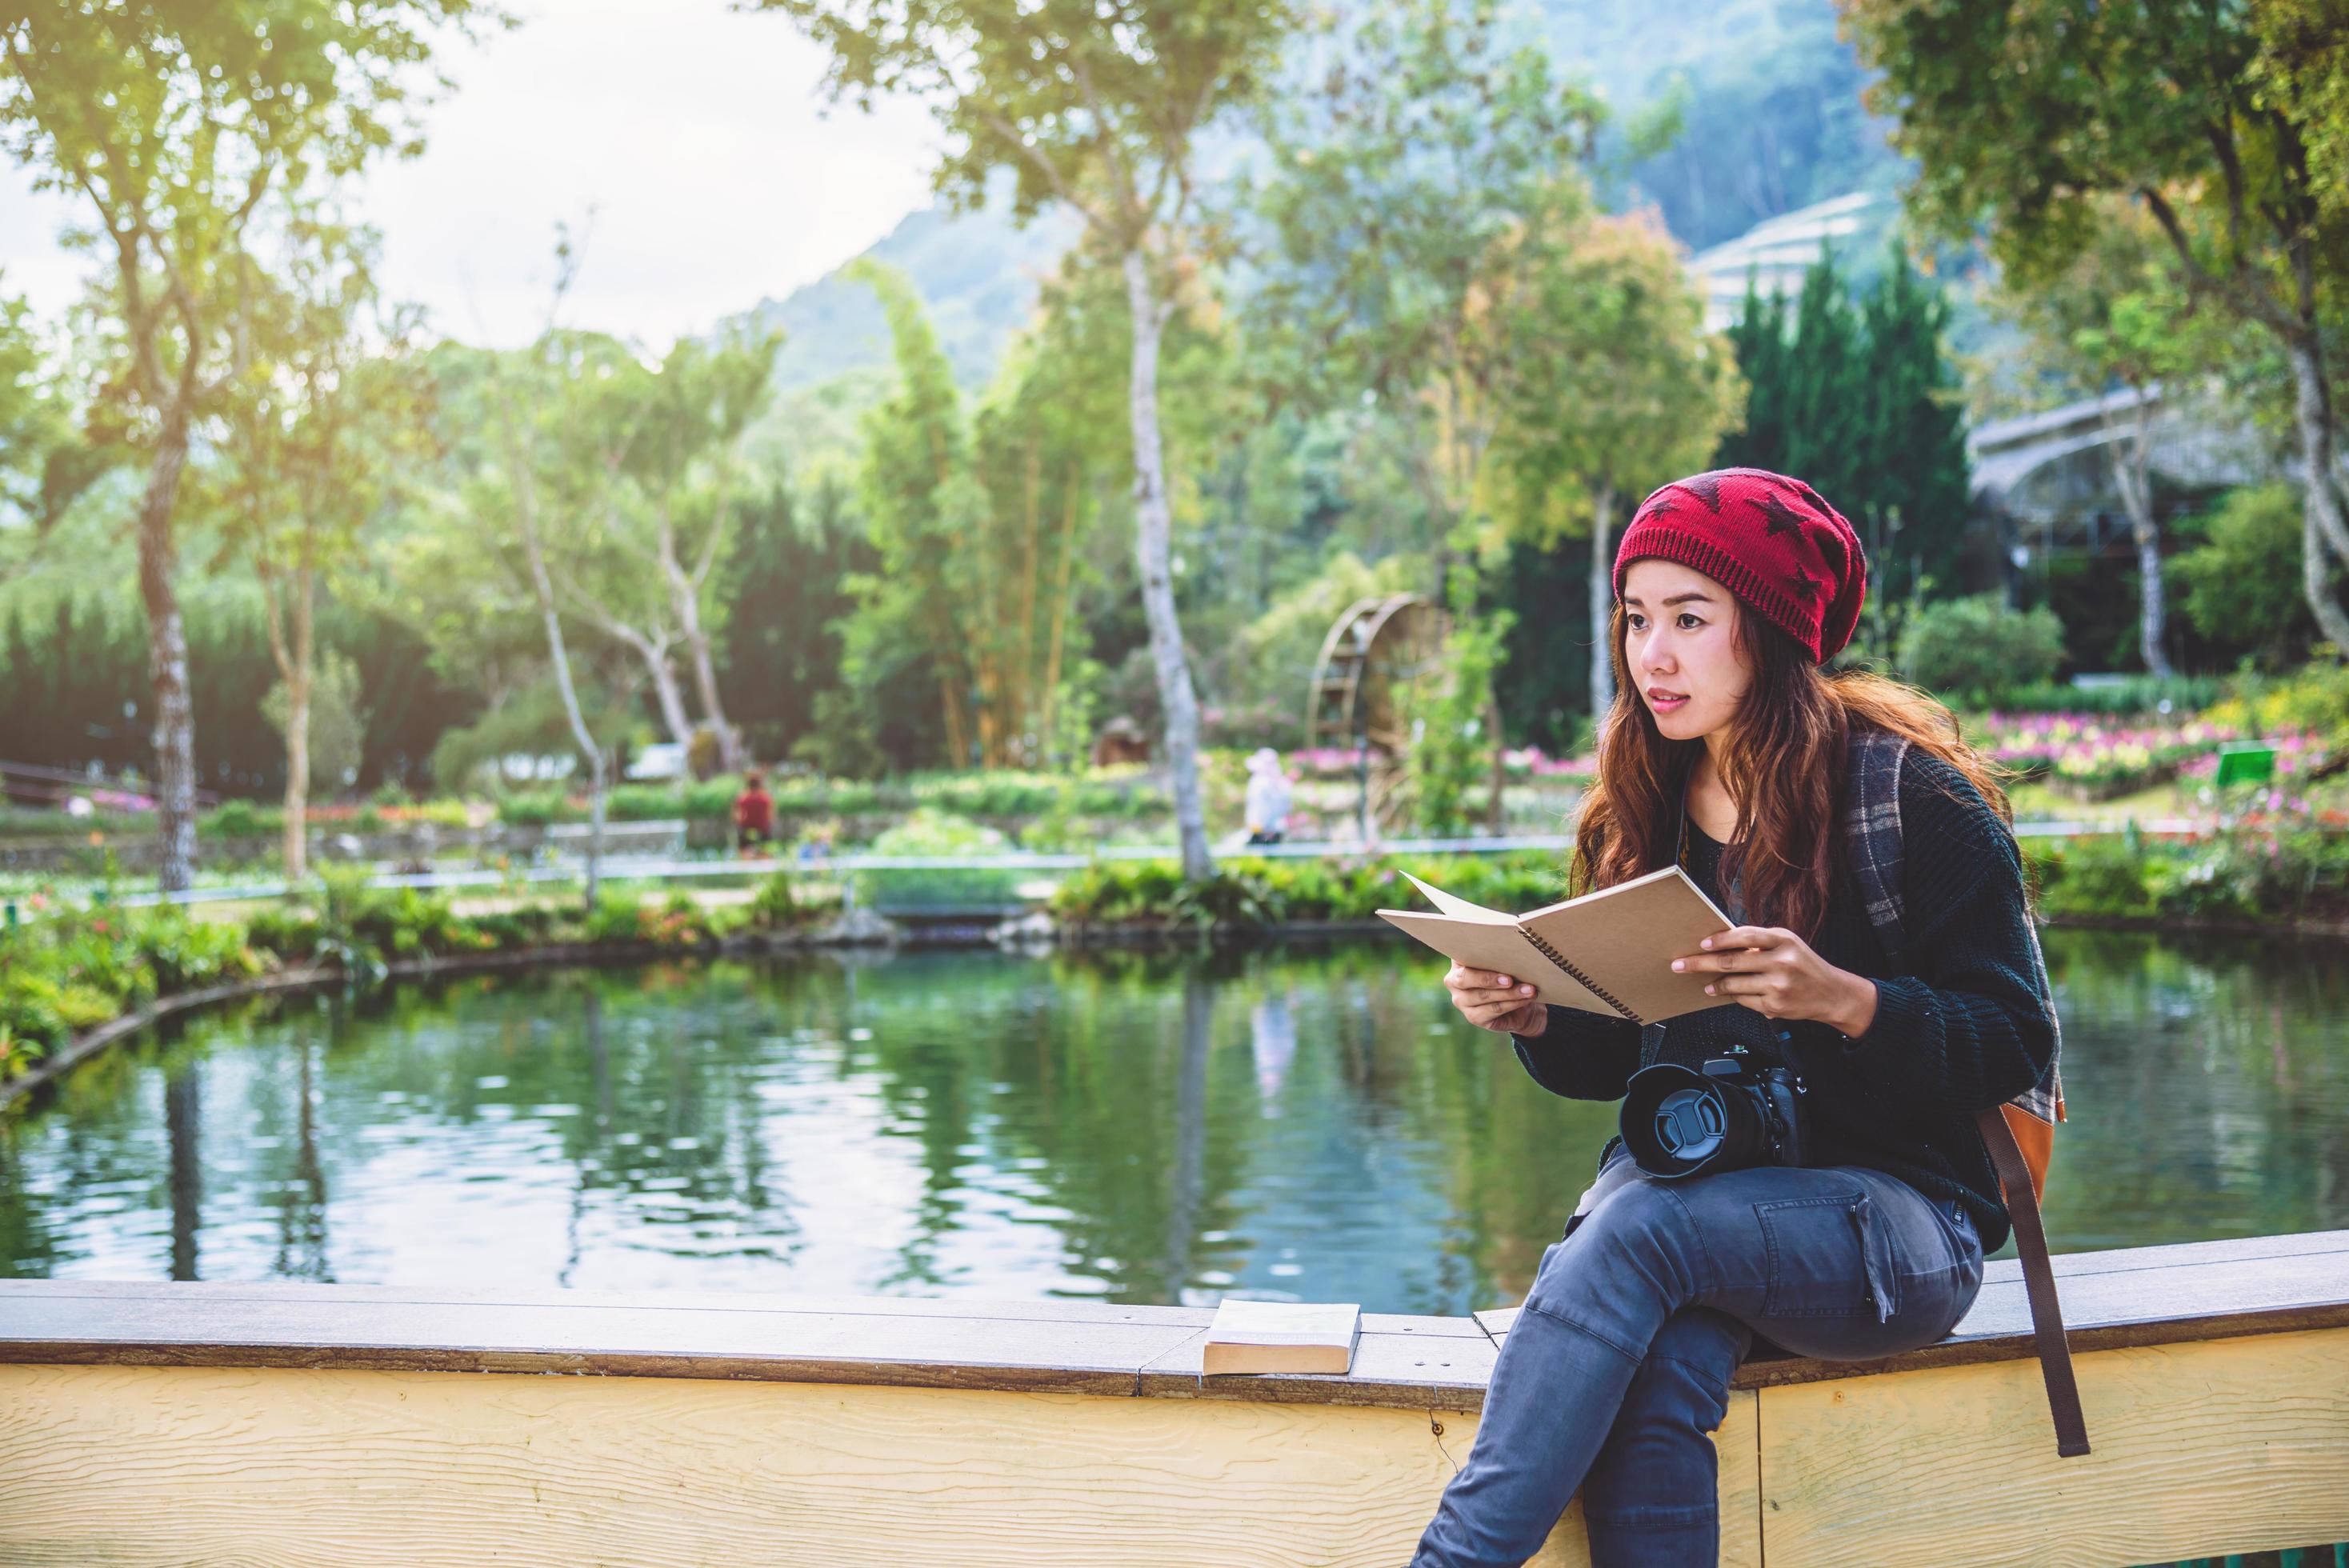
left=1, top=930, right=2343, bottom=1313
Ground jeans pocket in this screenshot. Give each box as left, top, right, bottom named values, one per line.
left=1756, top=1191, right=1901, bottom=1322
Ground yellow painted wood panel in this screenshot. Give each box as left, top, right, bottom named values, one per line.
left=0, top=1362, right=1489, bottom=1567
left=0, top=1362, right=1775, bottom=1567
left=1755, top=1325, right=2349, bottom=1567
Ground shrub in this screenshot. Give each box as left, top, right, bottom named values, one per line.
left=2032, top=834, right=2159, bottom=920
left=582, top=890, right=715, bottom=947
left=199, top=798, right=274, bottom=841
left=497, top=791, right=566, bottom=828
left=130, top=912, right=262, bottom=992
left=1898, top=595, right=2066, bottom=703
left=746, top=870, right=838, bottom=932
left=854, top=810, right=1022, bottom=910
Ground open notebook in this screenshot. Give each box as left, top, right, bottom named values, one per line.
left=1379, top=868, right=1735, bottom=1026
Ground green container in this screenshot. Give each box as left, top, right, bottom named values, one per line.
left=2212, top=742, right=2276, bottom=788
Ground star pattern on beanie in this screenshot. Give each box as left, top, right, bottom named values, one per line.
left=1757, top=491, right=1806, bottom=540
left=1610, top=468, right=1868, bottom=664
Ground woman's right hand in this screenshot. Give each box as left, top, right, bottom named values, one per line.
left=1446, top=965, right=1547, bottom=1037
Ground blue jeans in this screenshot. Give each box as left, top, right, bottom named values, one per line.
left=1413, top=1150, right=1983, bottom=1567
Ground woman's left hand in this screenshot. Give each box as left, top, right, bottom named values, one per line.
left=1671, top=926, right=1879, bottom=1036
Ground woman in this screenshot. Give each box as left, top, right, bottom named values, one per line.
left=1412, top=469, right=2058, bottom=1568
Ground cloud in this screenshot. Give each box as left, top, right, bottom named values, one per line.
left=0, top=0, right=947, bottom=348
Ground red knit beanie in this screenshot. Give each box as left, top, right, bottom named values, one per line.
left=1611, top=468, right=1867, bottom=664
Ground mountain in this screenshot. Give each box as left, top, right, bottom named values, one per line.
left=748, top=198, right=1082, bottom=395
left=742, top=0, right=1905, bottom=441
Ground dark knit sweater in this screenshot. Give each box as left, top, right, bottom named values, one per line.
left=1511, top=746, right=2057, bottom=1253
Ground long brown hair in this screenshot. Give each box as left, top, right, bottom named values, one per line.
left=1571, top=598, right=2011, bottom=939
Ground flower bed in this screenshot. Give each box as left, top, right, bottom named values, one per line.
left=1965, top=712, right=2325, bottom=801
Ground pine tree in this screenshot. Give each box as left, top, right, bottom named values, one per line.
left=1712, top=247, right=1973, bottom=652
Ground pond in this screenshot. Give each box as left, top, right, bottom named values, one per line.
left=3, top=930, right=2346, bottom=1314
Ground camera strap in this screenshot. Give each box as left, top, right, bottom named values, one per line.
left=1977, top=1102, right=2091, bottom=1455
left=1843, top=726, right=2088, bottom=1458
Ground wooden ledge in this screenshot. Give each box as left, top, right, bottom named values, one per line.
left=1485, top=1228, right=2349, bottom=1389
left=0, top=1278, right=1495, bottom=1410
left=3, top=1230, right=2343, bottom=1412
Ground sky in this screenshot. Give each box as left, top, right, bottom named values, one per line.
left=0, top=0, right=947, bottom=348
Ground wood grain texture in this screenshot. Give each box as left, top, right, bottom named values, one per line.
left=0, top=1362, right=1783, bottom=1568
left=0, top=1361, right=1549, bottom=1568
left=1753, top=1326, right=2349, bottom=1567
left=0, top=1280, right=1496, bottom=1410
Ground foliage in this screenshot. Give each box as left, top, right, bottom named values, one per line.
left=1969, top=677, right=2230, bottom=718
left=582, top=890, right=719, bottom=949
left=1050, top=850, right=1565, bottom=927
left=746, top=870, right=840, bottom=933
left=0, top=0, right=495, bottom=894
left=2206, top=654, right=2349, bottom=756
left=262, top=650, right=368, bottom=798
left=714, top=477, right=869, bottom=765
left=1242, top=0, right=1602, bottom=568
left=1405, top=598, right=1515, bottom=837
left=2171, top=485, right=2326, bottom=668
left=853, top=810, right=1022, bottom=910
left=1716, top=249, right=1971, bottom=649
left=1896, top=594, right=2066, bottom=704
left=1842, top=0, right=2349, bottom=650
left=2028, top=804, right=2349, bottom=926
left=0, top=906, right=262, bottom=1054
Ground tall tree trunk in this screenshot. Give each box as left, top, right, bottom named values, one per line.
left=1123, top=247, right=1211, bottom=882
left=2109, top=408, right=2174, bottom=679
left=1018, top=438, right=1043, bottom=766
left=519, top=508, right=605, bottom=906
left=135, top=414, right=198, bottom=894
left=1039, top=468, right=1081, bottom=768
left=682, top=623, right=738, bottom=773
left=282, top=567, right=313, bottom=882
left=2284, top=337, right=2349, bottom=650
left=644, top=646, right=696, bottom=753
left=665, top=530, right=741, bottom=774
left=1588, top=485, right=1619, bottom=722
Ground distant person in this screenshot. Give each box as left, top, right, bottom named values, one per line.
left=731, top=770, right=774, bottom=855
left=1243, top=748, right=1293, bottom=846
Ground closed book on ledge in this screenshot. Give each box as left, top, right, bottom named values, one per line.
left=1378, top=867, right=1734, bottom=1026
left=1201, top=1299, right=1363, bottom=1377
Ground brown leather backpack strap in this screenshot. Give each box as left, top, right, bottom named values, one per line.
left=1977, top=1106, right=2091, bottom=1458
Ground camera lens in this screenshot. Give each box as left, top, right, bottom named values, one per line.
left=1651, top=1085, right=1728, bottom=1162
left=1621, top=1061, right=1774, bottom=1178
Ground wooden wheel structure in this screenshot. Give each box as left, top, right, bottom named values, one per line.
left=1303, top=594, right=1450, bottom=835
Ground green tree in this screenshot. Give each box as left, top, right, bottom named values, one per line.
left=1240, top=0, right=1602, bottom=598
left=203, top=222, right=432, bottom=878
left=765, top=0, right=1298, bottom=882
left=1486, top=210, right=1743, bottom=719
left=1713, top=249, right=1969, bottom=653
left=716, top=474, right=869, bottom=766
left=2171, top=483, right=2322, bottom=668
left=0, top=279, right=107, bottom=562
left=0, top=0, right=488, bottom=890
left=1896, top=593, right=2066, bottom=703
left=847, top=259, right=990, bottom=769
left=1989, top=202, right=2212, bottom=679
left=598, top=332, right=779, bottom=774
left=1843, top=0, right=2349, bottom=653
left=430, top=236, right=639, bottom=903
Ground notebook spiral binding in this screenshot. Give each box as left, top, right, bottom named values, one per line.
left=1517, top=929, right=1640, bottom=1023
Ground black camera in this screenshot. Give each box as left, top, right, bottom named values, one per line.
left=1620, top=1055, right=1808, bottom=1178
